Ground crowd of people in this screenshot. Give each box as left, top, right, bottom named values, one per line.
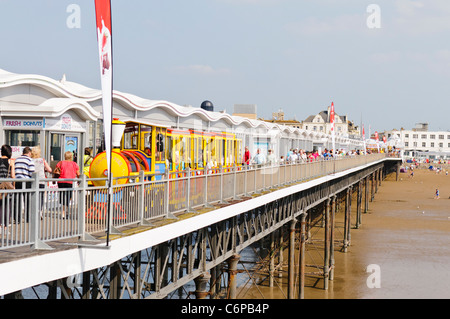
left=243, top=147, right=373, bottom=167
left=0, top=144, right=84, bottom=232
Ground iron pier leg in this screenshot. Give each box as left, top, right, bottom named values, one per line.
left=82, top=271, right=91, bottom=299
left=134, top=252, right=142, bottom=299
left=329, top=197, right=336, bottom=281
left=269, top=232, right=275, bottom=287
left=298, top=213, right=307, bottom=299
left=356, top=181, right=362, bottom=229
left=371, top=173, right=375, bottom=201
left=343, top=188, right=350, bottom=253
left=194, top=272, right=211, bottom=299
left=288, top=218, right=297, bottom=299
left=227, top=254, right=240, bottom=299
left=365, top=176, right=369, bottom=213
left=278, top=227, right=284, bottom=278
left=323, top=198, right=331, bottom=290
left=109, top=261, right=121, bottom=299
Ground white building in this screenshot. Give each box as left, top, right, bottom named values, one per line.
left=302, top=106, right=350, bottom=137
left=385, top=123, right=450, bottom=160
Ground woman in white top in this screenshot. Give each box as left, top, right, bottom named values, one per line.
left=31, top=147, right=52, bottom=213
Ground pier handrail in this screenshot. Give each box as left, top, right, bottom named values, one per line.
left=0, top=153, right=395, bottom=250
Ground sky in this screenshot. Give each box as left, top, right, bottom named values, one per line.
left=1, top=0, right=450, bottom=132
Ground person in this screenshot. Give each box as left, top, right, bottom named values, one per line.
left=267, top=149, right=277, bottom=166
left=55, top=151, right=80, bottom=218
left=0, top=145, right=14, bottom=232
left=288, top=149, right=298, bottom=163
left=252, top=148, right=266, bottom=167
left=31, top=147, right=52, bottom=215
left=14, top=146, right=35, bottom=223
left=243, top=146, right=251, bottom=166
left=83, top=147, right=93, bottom=177
left=434, top=188, right=440, bottom=200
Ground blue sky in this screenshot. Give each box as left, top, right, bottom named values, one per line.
left=1, top=0, right=450, bottom=132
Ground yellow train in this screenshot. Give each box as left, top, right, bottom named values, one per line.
left=89, top=119, right=243, bottom=186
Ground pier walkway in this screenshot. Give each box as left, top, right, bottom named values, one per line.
left=0, top=154, right=401, bottom=298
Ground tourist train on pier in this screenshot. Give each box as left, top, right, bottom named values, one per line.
left=0, top=68, right=366, bottom=182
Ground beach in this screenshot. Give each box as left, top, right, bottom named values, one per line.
left=242, top=167, right=450, bottom=299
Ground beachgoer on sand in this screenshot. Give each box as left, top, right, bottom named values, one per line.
left=434, top=189, right=440, bottom=199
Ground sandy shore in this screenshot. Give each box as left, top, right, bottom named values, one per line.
left=241, top=167, right=450, bottom=299
left=305, top=167, right=450, bottom=299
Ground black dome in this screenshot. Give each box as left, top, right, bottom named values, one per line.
left=200, top=100, right=214, bottom=112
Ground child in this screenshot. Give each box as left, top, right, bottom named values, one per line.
left=434, top=189, right=440, bottom=199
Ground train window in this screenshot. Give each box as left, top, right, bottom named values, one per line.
left=123, top=124, right=139, bottom=149
left=185, top=137, right=191, bottom=167
left=236, top=140, right=242, bottom=164
left=196, top=138, right=203, bottom=168
left=167, top=135, right=173, bottom=170
left=155, top=127, right=166, bottom=162
left=140, top=125, right=152, bottom=156
left=143, top=132, right=151, bottom=156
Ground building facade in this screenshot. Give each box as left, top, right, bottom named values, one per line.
left=385, top=123, right=450, bottom=160
left=302, top=106, right=351, bottom=137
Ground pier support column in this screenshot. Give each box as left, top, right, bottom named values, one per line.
left=210, top=265, right=222, bottom=299
left=194, top=272, right=211, bottom=299
left=278, top=227, right=284, bottom=278
left=365, top=176, right=369, bottom=213
left=269, top=232, right=275, bottom=287
left=288, top=218, right=297, bottom=299
left=134, top=252, right=142, bottom=299
left=375, top=169, right=379, bottom=193
left=343, top=187, right=352, bottom=253
left=298, top=213, right=307, bottom=299
left=371, top=173, right=375, bottom=201
left=396, top=163, right=400, bottom=181
left=109, top=261, right=121, bottom=299
left=227, top=254, right=240, bottom=299
left=323, top=198, right=331, bottom=290
left=356, top=181, right=362, bottom=229
left=329, top=197, right=336, bottom=281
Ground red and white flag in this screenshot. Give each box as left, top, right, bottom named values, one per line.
left=330, top=102, right=335, bottom=133
left=330, top=102, right=335, bottom=154
left=95, top=0, right=113, bottom=185
left=362, top=124, right=366, bottom=152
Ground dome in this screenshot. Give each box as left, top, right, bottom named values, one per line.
left=200, top=100, right=214, bottom=112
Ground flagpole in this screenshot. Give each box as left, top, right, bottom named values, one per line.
left=95, top=0, right=113, bottom=246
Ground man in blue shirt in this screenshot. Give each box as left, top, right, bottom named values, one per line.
left=252, top=148, right=266, bottom=167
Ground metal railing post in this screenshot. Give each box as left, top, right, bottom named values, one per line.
left=244, top=164, right=248, bottom=196
left=233, top=164, right=238, bottom=200
left=79, top=174, right=97, bottom=241
left=219, top=164, right=228, bottom=204
left=164, top=170, right=177, bottom=219
left=30, top=173, right=51, bottom=250
left=138, top=170, right=153, bottom=225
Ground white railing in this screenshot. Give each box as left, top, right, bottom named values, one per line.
left=0, top=153, right=391, bottom=250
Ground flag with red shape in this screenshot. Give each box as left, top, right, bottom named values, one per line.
left=95, top=0, right=113, bottom=186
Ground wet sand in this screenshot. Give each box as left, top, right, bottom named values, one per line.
left=242, top=167, right=450, bottom=299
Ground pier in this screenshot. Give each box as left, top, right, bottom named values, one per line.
left=0, top=154, right=401, bottom=299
